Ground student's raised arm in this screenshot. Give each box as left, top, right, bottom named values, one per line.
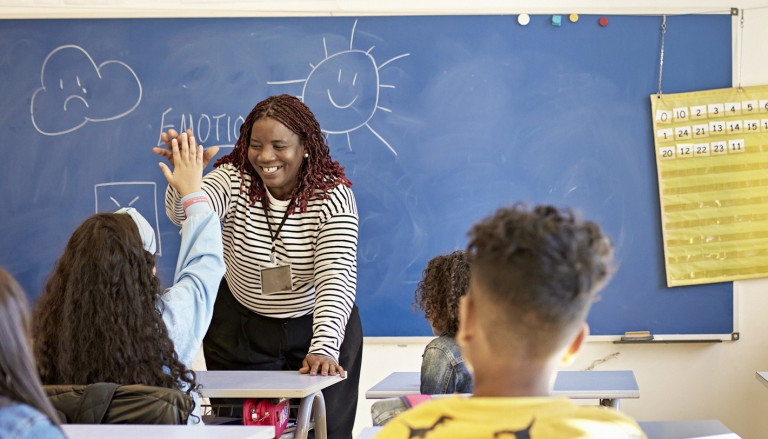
left=157, top=130, right=225, bottom=367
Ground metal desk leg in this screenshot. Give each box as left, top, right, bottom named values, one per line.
left=310, top=392, right=327, bottom=439
left=295, top=391, right=327, bottom=439
left=599, top=398, right=619, bottom=410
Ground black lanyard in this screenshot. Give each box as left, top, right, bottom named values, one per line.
left=261, top=200, right=293, bottom=259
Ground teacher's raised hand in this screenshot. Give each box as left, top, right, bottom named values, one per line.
left=154, top=128, right=220, bottom=169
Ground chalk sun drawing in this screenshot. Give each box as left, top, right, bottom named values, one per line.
left=268, top=20, right=409, bottom=156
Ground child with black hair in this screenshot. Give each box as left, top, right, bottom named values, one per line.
left=377, top=203, right=645, bottom=438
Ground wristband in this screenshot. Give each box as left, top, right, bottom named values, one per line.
left=182, top=195, right=209, bottom=212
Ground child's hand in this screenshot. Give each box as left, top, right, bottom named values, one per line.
left=153, top=128, right=219, bottom=169
left=158, top=132, right=203, bottom=197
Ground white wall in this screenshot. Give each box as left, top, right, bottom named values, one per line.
left=6, top=1, right=768, bottom=438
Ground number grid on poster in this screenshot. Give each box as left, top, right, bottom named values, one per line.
left=651, top=84, right=768, bottom=287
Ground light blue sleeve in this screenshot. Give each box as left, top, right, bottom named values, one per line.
left=18, top=419, right=66, bottom=439
left=0, top=404, right=65, bottom=439
left=159, top=192, right=226, bottom=367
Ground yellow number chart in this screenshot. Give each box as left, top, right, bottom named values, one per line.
left=651, top=85, right=768, bottom=287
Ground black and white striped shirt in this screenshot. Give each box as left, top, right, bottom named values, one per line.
left=165, top=163, right=358, bottom=361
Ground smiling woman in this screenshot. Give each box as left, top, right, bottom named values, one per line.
left=247, top=117, right=305, bottom=201
left=154, top=94, right=362, bottom=439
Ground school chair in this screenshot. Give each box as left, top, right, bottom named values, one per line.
left=44, top=382, right=193, bottom=424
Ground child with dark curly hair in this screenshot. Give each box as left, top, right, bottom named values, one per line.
left=377, top=203, right=646, bottom=438
left=33, top=132, right=225, bottom=424
left=414, top=250, right=473, bottom=395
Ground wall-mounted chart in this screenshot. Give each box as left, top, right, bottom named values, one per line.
left=652, top=85, right=768, bottom=287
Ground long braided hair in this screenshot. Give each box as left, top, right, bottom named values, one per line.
left=214, top=94, right=352, bottom=214
left=32, top=213, right=197, bottom=412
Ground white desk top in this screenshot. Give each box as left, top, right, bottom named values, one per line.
left=358, top=421, right=737, bottom=439
left=62, top=424, right=275, bottom=439
left=357, top=426, right=382, bottom=439
left=365, top=370, right=639, bottom=400
left=552, top=370, right=640, bottom=399
left=755, top=371, right=768, bottom=389
left=639, top=420, right=738, bottom=439
left=196, top=370, right=345, bottom=399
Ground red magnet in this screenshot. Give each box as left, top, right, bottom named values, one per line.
left=598, top=17, right=608, bottom=27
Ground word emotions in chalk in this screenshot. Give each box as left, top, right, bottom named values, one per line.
left=158, top=108, right=246, bottom=150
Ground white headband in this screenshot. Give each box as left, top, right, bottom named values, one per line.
left=115, top=207, right=157, bottom=254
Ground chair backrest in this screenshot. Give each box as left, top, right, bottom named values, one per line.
left=371, top=394, right=433, bottom=426
left=44, top=382, right=193, bottom=424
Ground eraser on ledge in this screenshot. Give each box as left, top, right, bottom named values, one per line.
left=621, top=331, right=653, bottom=341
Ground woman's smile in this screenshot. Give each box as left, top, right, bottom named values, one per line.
left=247, top=117, right=305, bottom=200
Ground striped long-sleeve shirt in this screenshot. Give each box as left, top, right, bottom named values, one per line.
left=165, top=163, right=358, bottom=362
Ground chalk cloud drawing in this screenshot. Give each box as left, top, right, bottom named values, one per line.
left=31, top=45, right=142, bottom=136
left=268, top=20, right=409, bottom=156
left=94, top=182, right=162, bottom=256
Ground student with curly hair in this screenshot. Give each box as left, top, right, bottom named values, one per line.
left=155, top=94, right=361, bottom=438
left=33, top=132, right=225, bottom=424
left=414, top=250, right=473, bottom=395
left=0, top=267, right=64, bottom=438
left=377, top=203, right=646, bottom=438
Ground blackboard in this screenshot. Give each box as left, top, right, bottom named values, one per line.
left=0, top=14, right=736, bottom=338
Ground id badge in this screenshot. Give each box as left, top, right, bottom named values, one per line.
left=261, top=264, right=293, bottom=294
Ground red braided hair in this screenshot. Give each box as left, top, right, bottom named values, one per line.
left=214, top=94, right=352, bottom=214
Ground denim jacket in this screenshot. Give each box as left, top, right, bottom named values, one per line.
left=0, top=402, right=65, bottom=439
left=420, top=335, right=473, bottom=394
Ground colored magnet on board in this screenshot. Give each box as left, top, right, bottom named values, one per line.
left=569, top=14, right=579, bottom=23
left=551, top=15, right=562, bottom=26
left=517, top=14, right=530, bottom=26
left=599, top=17, right=608, bottom=27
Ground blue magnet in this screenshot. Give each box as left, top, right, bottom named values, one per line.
left=552, top=15, right=562, bottom=26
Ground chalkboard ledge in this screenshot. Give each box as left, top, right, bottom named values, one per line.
left=363, top=337, right=434, bottom=345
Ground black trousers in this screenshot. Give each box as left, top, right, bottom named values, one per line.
left=203, top=278, right=363, bottom=439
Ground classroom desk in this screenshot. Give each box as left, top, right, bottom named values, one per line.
left=196, top=370, right=344, bottom=439
left=357, top=426, right=382, bottom=439
left=356, top=421, right=738, bottom=439
left=365, top=370, right=639, bottom=409
left=638, top=420, right=738, bottom=439
left=62, top=424, right=275, bottom=439
left=755, top=371, right=768, bottom=389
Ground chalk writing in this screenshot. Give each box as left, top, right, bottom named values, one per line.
left=31, top=45, right=142, bottom=136
left=268, top=20, right=409, bottom=156
left=158, top=107, right=245, bottom=148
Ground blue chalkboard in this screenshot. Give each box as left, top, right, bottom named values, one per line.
left=0, top=14, right=735, bottom=337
